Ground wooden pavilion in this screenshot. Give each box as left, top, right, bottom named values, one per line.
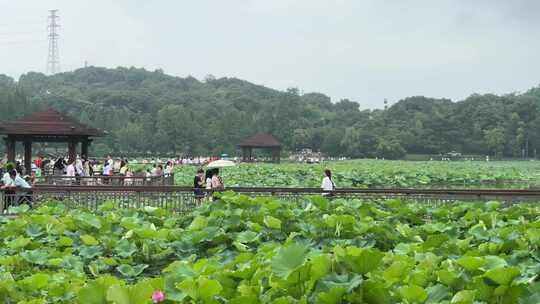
left=238, top=133, right=281, bottom=163
left=0, top=109, right=105, bottom=175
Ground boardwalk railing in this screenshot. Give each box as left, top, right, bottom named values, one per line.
left=38, top=174, right=175, bottom=186
left=3, top=186, right=540, bottom=214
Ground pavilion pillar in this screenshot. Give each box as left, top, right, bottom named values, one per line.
left=4, top=136, right=15, bottom=163
left=68, top=141, right=77, bottom=164
left=272, top=148, right=281, bottom=164
left=248, top=147, right=253, bottom=162
left=23, top=140, right=32, bottom=175
left=81, top=139, right=90, bottom=160
left=241, top=147, right=248, bottom=162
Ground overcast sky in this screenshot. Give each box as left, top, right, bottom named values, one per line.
left=0, top=0, right=539, bottom=108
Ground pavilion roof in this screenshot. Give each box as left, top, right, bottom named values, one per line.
left=0, top=108, right=105, bottom=137
left=238, top=133, right=281, bottom=148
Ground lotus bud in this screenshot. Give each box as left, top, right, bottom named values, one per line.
left=152, top=290, right=165, bottom=303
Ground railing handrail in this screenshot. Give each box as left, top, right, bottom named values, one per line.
left=1, top=185, right=540, bottom=216
left=11, top=185, right=540, bottom=196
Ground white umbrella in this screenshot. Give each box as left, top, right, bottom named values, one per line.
left=207, top=159, right=236, bottom=168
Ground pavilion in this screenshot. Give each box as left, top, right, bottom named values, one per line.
left=238, top=133, right=282, bottom=163
left=0, top=108, right=105, bottom=175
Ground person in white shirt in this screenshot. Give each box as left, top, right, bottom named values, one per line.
left=66, top=161, right=76, bottom=177
left=1, top=170, right=32, bottom=207
left=75, top=158, right=85, bottom=176
left=205, top=170, right=213, bottom=191
left=12, top=173, right=31, bottom=189
left=64, top=160, right=76, bottom=185
left=321, top=169, right=336, bottom=197
left=2, top=169, right=13, bottom=186
left=102, top=162, right=110, bottom=176
left=164, top=161, right=173, bottom=176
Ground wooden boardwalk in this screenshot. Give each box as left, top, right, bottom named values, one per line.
left=2, top=185, right=540, bottom=214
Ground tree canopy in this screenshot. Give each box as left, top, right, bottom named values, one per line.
left=0, top=66, right=539, bottom=159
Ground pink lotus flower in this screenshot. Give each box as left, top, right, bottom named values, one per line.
left=152, top=290, right=165, bottom=303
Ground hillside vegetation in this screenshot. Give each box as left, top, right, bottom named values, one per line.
left=0, top=68, right=539, bottom=158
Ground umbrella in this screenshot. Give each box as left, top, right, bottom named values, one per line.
left=207, top=159, right=236, bottom=168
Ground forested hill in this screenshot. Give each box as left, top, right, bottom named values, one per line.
left=0, top=66, right=539, bottom=159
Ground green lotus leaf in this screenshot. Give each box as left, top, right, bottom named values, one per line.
left=21, top=249, right=49, bottom=265
left=80, top=234, right=99, bottom=246
left=344, top=247, right=384, bottom=274
left=383, top=261, right=413, bottom=282
left=21, top=273, right=49, bottom=289
left=189, top=216, right=208, bottom=230
left=133, top=227, right=158, bottom=239
left=271, top=243, right=307, bottom=279
left=317, top=287, right=345, bottom=304
left=363, top=280, right=391, bottom=304
left=57, top=236, right=74, bottom=247
left=63, top=255, right=85, bottom=273
left=235, top=231, right=259, bottom=243
left=423, top=234, right=450, bottom=249
left=79, top=246, right=103, bottom=259
left=436, top=269, right=461, bottom=288
left=198, top=277, right=222, bottom=302
left=77, top=276, right=121, bottom=304
left=47, top=258, right=63, bottom=267
left=116, top=264, right=148, bottom=277
left=426, top=284, right=451, bottom=303
left=310, top=254, right=332, bottom=281
left=451, top=290, right=475, bottom=304
left=8, top=204, right=30, bottom=214
left=115, top=240, right=138, bottom=258
left=399, top=285, right=428, bottom=303
left=315, top=273, right=363, bottom=295
left=484, top=267, right=520, bottom=286
left=264, top=216, right=281, bottom=230
left=7, top=237, right=31, bottom=249
left=76, top=213, right=102, bottom=229
left=482, top=256, right=507, bottom=271
left=25, top=225, right=43, bottom=238
left=457, top=256, right=486, bottom=272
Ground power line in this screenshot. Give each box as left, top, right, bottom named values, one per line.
left=46, top=9, right=60, bottom=75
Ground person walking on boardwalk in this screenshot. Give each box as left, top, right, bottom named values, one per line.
left=321, top=169, right=336, bottom=198
left=66, top=160, right=76, bottom=184
left=193, top=168, right=205, bottom=205
left=211, top=169, right=224, bottom=191
left=205, top=169, right=213, bottom=198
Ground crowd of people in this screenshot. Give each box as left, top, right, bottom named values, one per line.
left=0, top=154, right=183, bottom=187
left=1, top=152, right=338, bottom=209
left=52, top=156, right=178, bottom=185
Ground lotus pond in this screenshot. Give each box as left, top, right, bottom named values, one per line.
left=2, top=193, right=540, bottom=303
left=173, top=160, right=540, bottom=189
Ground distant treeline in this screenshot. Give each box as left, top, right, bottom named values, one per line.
left=0, top=67, right=538, bottom=159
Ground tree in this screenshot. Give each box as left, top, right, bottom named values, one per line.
left=483, top=127, right=505, bottom=157
left=375, top=136, right=406, bottom=159
left=157, top=105, right=198, bottom=155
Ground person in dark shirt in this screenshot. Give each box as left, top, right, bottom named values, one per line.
left=193, top=168, right=205, bottom=205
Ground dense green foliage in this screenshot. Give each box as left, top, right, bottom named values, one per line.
left=1, top=67, right=540, bottom=158
left=172, top=160, right=540, bottom=189
left=2, top=194, right=540, bottom=303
